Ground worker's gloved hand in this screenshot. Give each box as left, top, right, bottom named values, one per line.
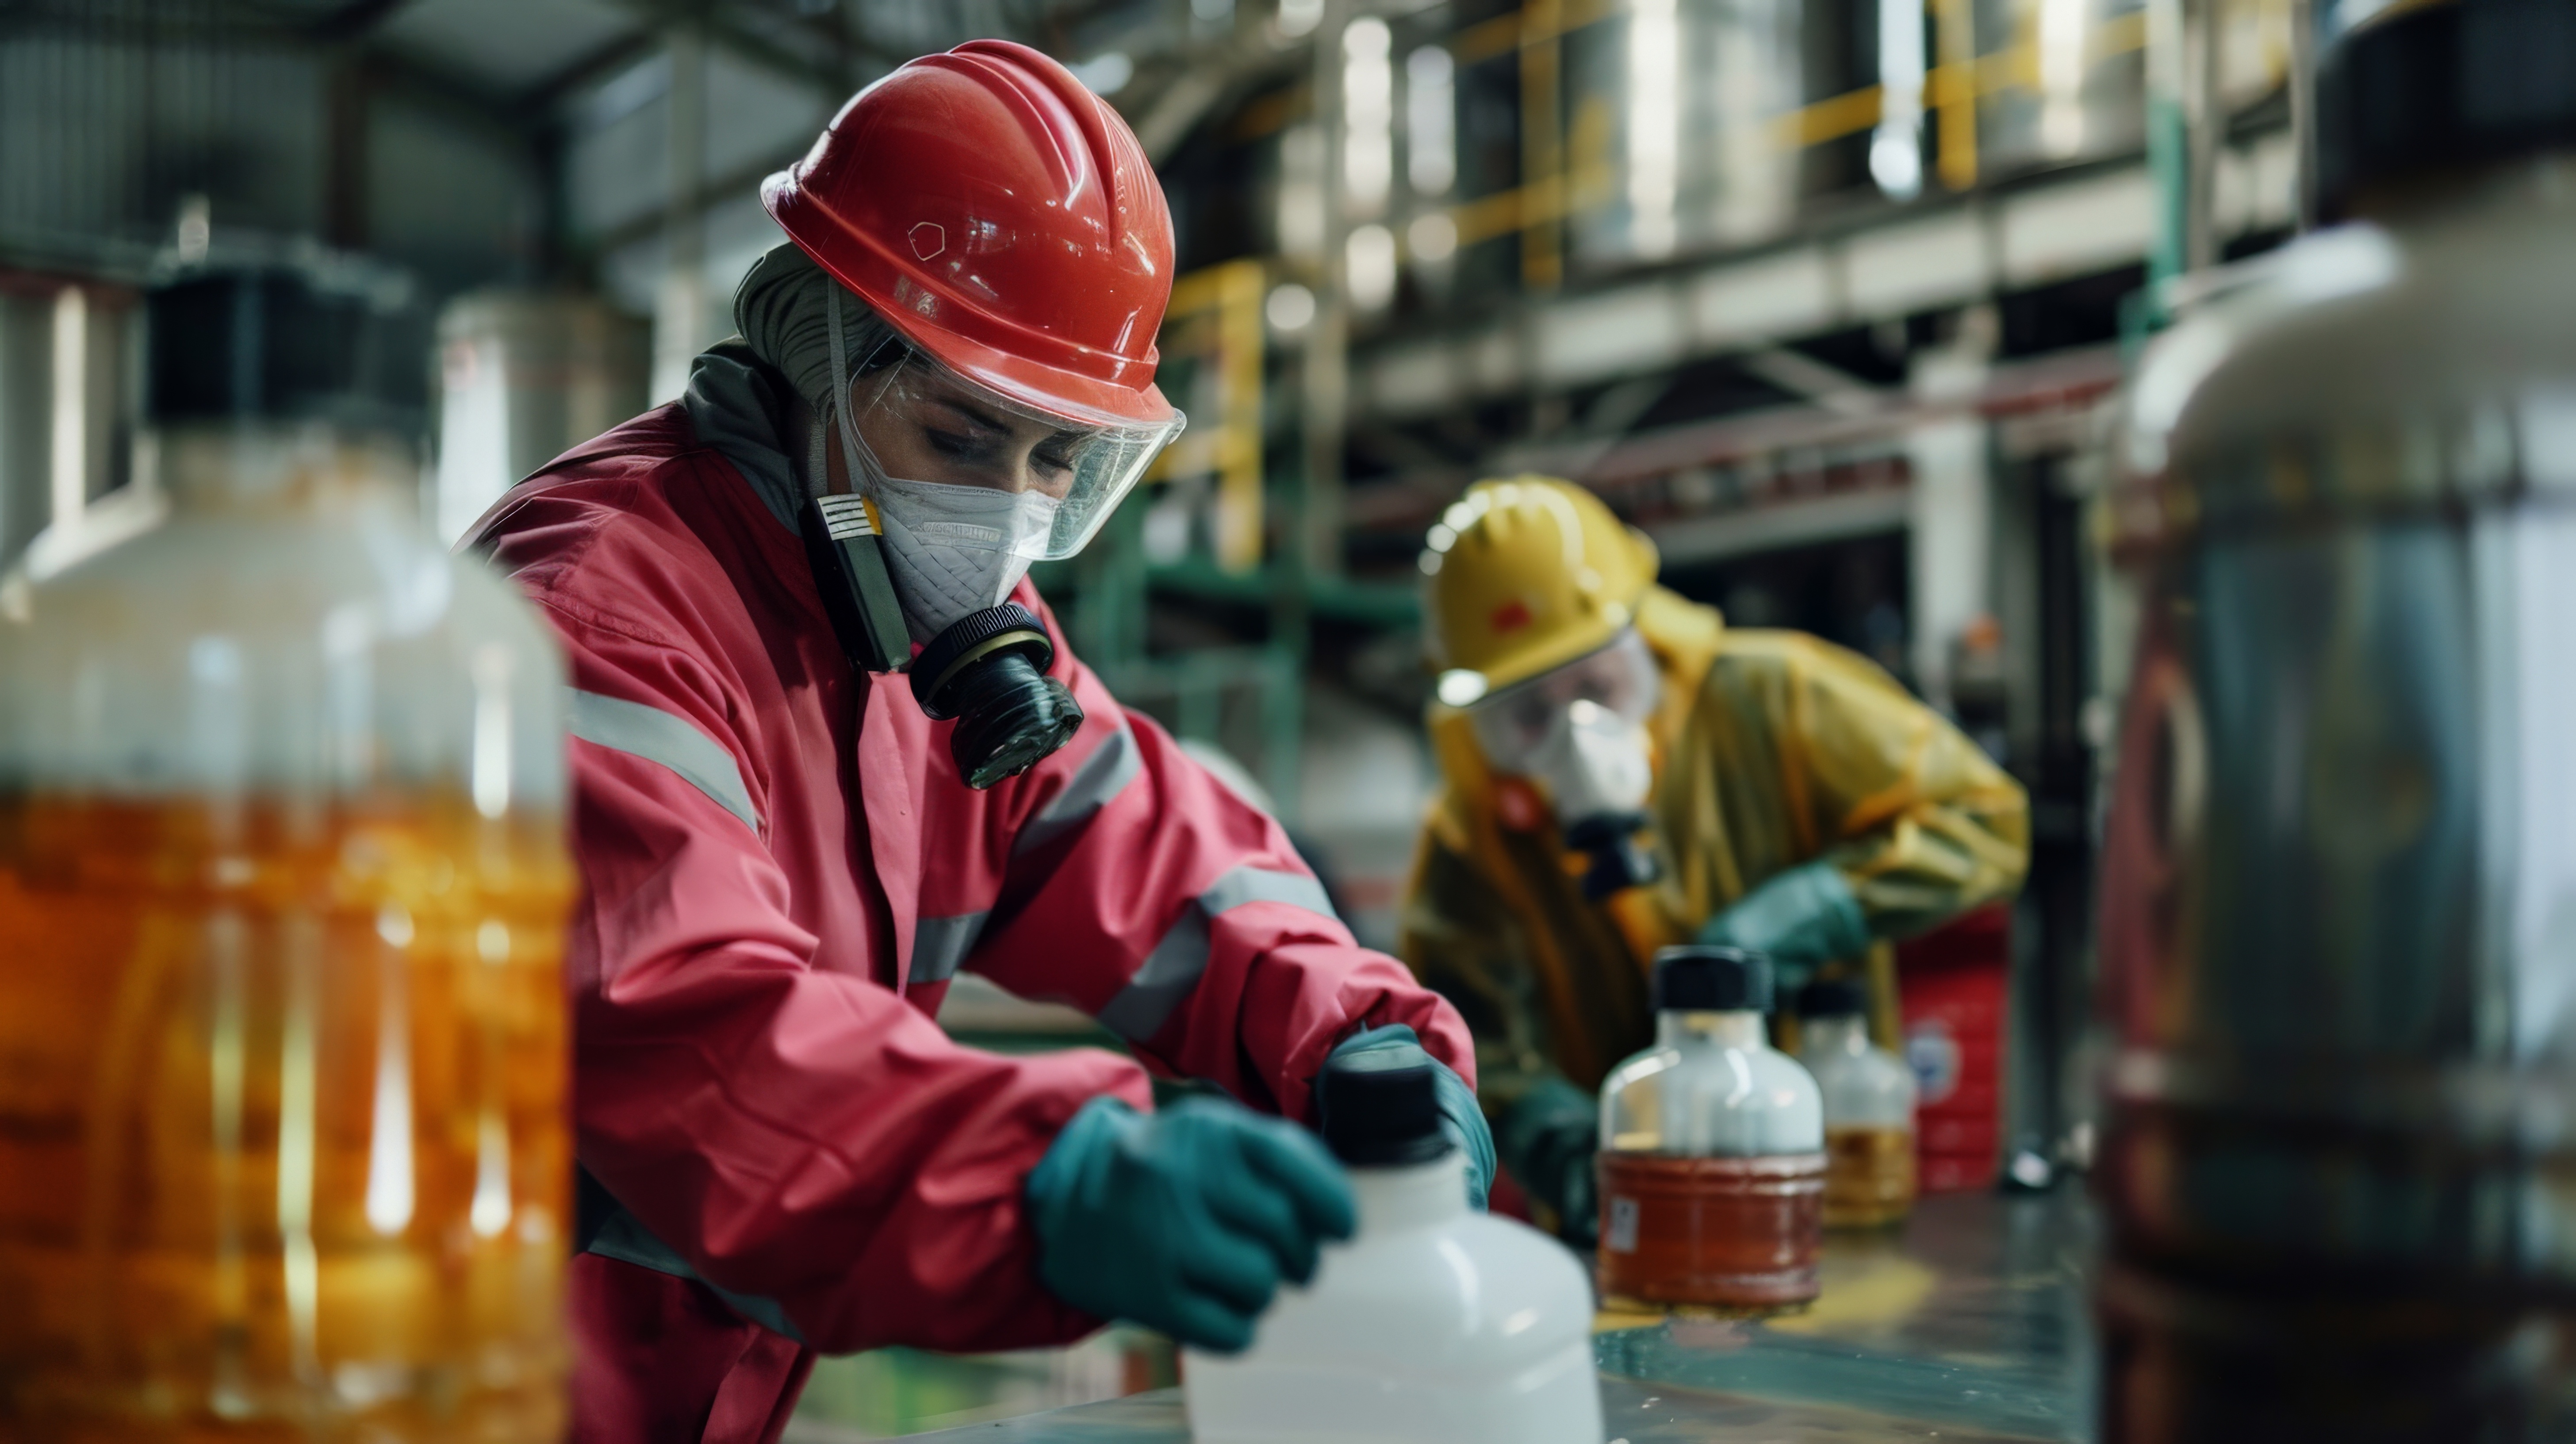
left=1698, top=860, right=1871, bottom=990
left=1026, top=1095, right=1354, bottom=1354
left=1320, top=1025, right=1495, bottom=1209
left=1498, top=1078, right=1600, bottom=1247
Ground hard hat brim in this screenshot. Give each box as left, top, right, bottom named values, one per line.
left=1456, top=606, right=1642, bottom=698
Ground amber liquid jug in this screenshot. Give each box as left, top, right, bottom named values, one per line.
left=1795, top=978, right=1916, bottom=1229
left=0, top=263, right=574, bottom=1440
left=1596, top=946, right=1826, bottom=1313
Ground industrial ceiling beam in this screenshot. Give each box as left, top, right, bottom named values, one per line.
left=0, top=0, right=532, bottom=147
left=1130, top=23, right=1302, bottom=163
left=510, top=27, right=665, bottom=118
left=585, top=137, right=809, bottom=256
left=302, top=0, right=421, bottom=45
left=601, top=0, right=877, bottom=97
left=1736, top=348, right=1893, bottom=419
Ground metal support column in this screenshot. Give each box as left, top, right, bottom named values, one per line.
left=1518, top=0, right=1565, bottom=289
left=651, top=23, right=709, bottom=405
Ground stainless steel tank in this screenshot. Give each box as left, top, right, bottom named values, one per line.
left=2097, top=3, right=2576, bottom=1437
left=432, top=290, right=647, bottom=543
left=1564, top=0, right=1848, bottom=271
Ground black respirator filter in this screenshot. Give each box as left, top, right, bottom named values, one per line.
left=1562, top=812, right=1661, bottom=901
left=800, top=493, right=1082, bottom=788
left=912, top=604, right=1084, bottom=787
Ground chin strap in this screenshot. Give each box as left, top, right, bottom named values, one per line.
left=825, top=285, right=870, bottom=500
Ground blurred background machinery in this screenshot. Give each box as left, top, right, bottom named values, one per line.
left=0, top=0, right=2305, bottom=1433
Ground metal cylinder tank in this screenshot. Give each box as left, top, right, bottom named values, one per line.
left=432, top=290, right=648, bottom=544
left=1565, top=0, right=1865, bottom=272
left=2097, top=6, right=2576, bottom=1436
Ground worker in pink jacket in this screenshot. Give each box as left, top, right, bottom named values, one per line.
left=468, top=40, right=1493, bottom=1444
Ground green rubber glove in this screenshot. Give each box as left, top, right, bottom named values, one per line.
left=1497, top=1077, right=1600, bottom=1246
left=1698, top=860, right=1871, bottom=990
left=1026, top=1095, right=1354, bottom=1354
left=1319, top=1025, right=1495, bottom=1209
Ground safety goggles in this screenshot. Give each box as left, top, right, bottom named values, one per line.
left=1467, top=628, right=1663, bottom=772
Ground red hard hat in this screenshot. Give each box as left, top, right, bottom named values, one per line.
left=763, top=40, right=1178, bottom=427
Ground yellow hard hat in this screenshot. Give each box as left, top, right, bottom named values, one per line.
left=1419, top=475, right=1659, bottom=707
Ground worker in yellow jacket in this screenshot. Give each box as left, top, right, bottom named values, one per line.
left=1398, top=476, right=2028, bottom=1240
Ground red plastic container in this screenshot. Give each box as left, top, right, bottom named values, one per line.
left=1896, top=905, right=2009, bottom=1193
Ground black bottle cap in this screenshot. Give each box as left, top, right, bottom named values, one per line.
left=1318, top=1048, right=1455, bottom=1168
left=146, top=260, right=428, bottom=440
left=1653, top=945, right=1773, bottom=1014
left=1797, top=977, right=1868, bottom=1019
left=2317, top=0, right=2576, bottom=220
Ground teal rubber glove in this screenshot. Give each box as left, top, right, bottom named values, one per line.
left=1497, top=1078, right=1599, bottom=1246
left=1321, top=1025, right=1495, bottom=1209
left=1026, top=1095, right=1354, bottom=1353
left=1698, top=860, right=1871, bottom=990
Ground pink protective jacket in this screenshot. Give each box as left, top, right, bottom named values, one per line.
left=468, top=404, right=1475, bottom=1444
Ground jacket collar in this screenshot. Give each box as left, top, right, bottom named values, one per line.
left=682, top=339, right=818, bottom=534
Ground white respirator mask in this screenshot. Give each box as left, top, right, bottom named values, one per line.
left=1469, top=629, right=1665, bottom=899
left=797, top=286, right=1181, bottom=787
left=1523, top=699, right=1656, bottom=822
left=824, top=286, right=1181, bottom=645
left=866, top=472, right=1062, bottom=643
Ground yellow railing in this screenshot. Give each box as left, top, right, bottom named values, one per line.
left=1427, top=3, right=2155, bottom=256
left=1151, top=258, right=1268, bottom=573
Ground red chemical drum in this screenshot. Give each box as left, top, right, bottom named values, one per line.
left=1897, top=905, right=2009, bottom=1194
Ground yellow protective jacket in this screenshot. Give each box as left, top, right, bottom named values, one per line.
left=1398, top=586, right=2030, bottom=1111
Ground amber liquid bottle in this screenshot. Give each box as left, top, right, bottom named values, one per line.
left=1795, top=981, right=1916, bottom=1229
left=1596, top=947, right=1825, bottom=1314
left=0, top=265, right=573, bottom=1441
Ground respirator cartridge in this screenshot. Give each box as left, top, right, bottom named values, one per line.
left=801, top=494, right=1082, bottom=788
left=911, top=602, right=1084, bottom=788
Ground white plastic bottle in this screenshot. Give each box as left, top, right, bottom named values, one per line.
left=1184, top=1050, right=1603, bottom=1444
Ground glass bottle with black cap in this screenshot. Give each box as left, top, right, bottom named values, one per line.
left=0, top=260, right=575, bottom=1438
left=1184, top=1048, right=1603, bottom=1444
left=1796, top=977, right=1917, bottom=1229
left=1595, top=945, right=1827, bottom=1313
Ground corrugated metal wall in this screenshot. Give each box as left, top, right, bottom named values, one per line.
left=0, top=4, right=535, bottom=288
left=0, top=8, right=327, bottom=256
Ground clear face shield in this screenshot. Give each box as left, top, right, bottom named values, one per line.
left=804, top=287, right=1184, bottom=788
left=828, top=289, right=1184, bottom=636
left=1467, top=629, right=1665, bottom=898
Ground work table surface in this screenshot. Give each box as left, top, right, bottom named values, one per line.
left=912, top=1190, right=2095, bottom=1442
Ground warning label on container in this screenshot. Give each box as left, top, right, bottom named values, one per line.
left=1606, top=1196, right=1640, bottom=1254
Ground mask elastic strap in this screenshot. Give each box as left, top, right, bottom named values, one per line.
left=826, top=284, right=870, bottom=500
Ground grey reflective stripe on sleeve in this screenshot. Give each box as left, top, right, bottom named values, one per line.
left=1012, top=721, right=1141, bottom=858
left=1096, top=864, right=1342, bottom=1043
left=1197, top=866, right=1339, bottom=922
left=909, top=910, right=990, bottom=986
left=567, top=689, right=761, bottom=833
left=583, top=1199, right=805, bottom=1342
